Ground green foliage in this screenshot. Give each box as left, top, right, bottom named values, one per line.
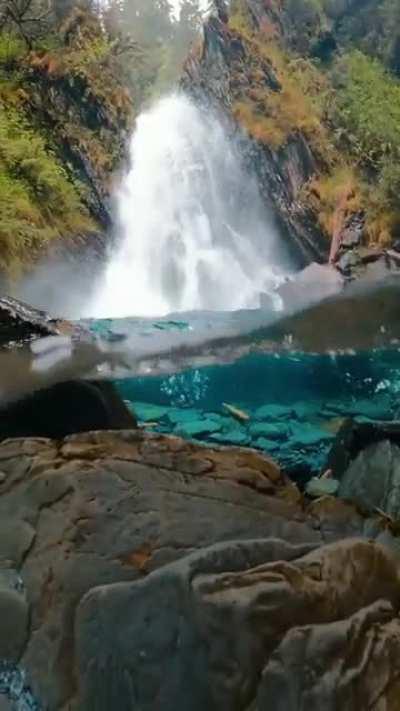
left=0, top=2, right=140, bottom=273
left=230, top=0, right=400, bottom=246
left=0, top=33, right=26, bottom=68
left=379, top=162, right=400, bottom=207
left=307, top=49, right=400, bottom=244
left=0, top=104, right=92, bottom=270
left=312, top=0, right=400, bottom=76
left=335, top=51, right=400, bottom=169
left=0, top=0, right=54, bottom=48
left=228, top=9, right=334, bottom=158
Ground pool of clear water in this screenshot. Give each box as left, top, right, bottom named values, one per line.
left=87, top=314, right=400, bottom=480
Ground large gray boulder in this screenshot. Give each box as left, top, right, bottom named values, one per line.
left=339, top=440, right=400, bottom=519
left=276, top=263, right=344, bottom=311
left=75, top=538, right=400, bottom=711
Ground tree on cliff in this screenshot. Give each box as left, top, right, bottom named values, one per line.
left=0, top=0, right=104, bottom=46
left=52, top=0, right=102, bottom=23
left=0, top=0, right=53, bottom=46
left=105, top=0, right=203, bottom=99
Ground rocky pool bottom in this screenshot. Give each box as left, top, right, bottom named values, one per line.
left=114, top=348, right=400, bottom=483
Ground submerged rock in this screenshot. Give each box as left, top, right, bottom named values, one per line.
left=322, top=397, right=394, bottom=421
left=210, top=430, right=251, bottom=447
left=250, top=422, right=288, bottom=441
left=166, top=408, right=202, bottom=425
left=253, top=437, right=280, bottom=454
left=176, top=418, right=222, bottom=439
left=289, top=423, right=334, bottom=448
left=254, top=403, right=293, bottom=420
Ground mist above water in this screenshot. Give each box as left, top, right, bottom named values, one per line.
left=17, top=93, right=290, bottom=320
left=85, top=93, right=289, bottom=319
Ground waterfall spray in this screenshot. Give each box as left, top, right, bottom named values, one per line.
left=87, top=93, right=288, bottom=318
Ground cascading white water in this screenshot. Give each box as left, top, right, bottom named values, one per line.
left=87, top=93, right=288, bottom=318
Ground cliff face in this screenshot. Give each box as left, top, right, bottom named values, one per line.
left=183, top=5, right=328, bottom=266
left=0, top=8, right=134, bottom=275
left=24, top=14, right=133, bottom=228
left=183, top=0, right=400, bottom=271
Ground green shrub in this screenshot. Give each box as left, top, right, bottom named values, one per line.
left=0, top=34, right=26, bottom=69
left=335, top=51, right=400, bottom=167
left=0, top=105, right=93, bottom=270
left=378, top=162, right=400, bottom=208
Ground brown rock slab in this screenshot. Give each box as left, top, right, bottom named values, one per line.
left=0, top=430, right=395, bottom=709
left=0, top=431, right=310, bottom=708
left=259, top=601, right=400, bottom=710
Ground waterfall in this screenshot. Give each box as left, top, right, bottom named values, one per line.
left=87, top=93, right=289, bottom=318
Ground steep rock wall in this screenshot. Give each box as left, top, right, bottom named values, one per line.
left=182, top=3, right=328, bottom=266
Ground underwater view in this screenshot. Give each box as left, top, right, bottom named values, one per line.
left=84, top=313, right=400, bottom=481
left=118, top=350, right=399, bottom=477
left=2, top=0, right=400, bottom=708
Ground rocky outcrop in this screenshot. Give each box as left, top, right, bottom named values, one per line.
left=0, top=296, right=77, bottom=346
left=183, top=4, right=328, bottom=266
left=339, top=439, right=400, bottom=520
left=0, top=428, right=397, bottom=709
left=77, top=537, right=400, bottom=711
left=335, top=222, right=400, bottom=282
left=0, top=380, right=136, bottom=441
left=328, top=420, right=400, bottom=480
left=183, top=2, right=400, bottom=274
left=25, top=20, right=133, bottom=229
left=275, top=262, right=344, bottom=311
left=324, top=419, right=400, bottom=520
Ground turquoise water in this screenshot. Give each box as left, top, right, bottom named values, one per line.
left=115, top=350, right=399, bottom=479
left=86, top=314, right=400, bottom=481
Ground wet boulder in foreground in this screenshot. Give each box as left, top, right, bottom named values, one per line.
left=0, top=380, right=137, bottom=441
left=76, top=537, right=400, bottom=711
left=0, top=430, right=395, bottom=709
